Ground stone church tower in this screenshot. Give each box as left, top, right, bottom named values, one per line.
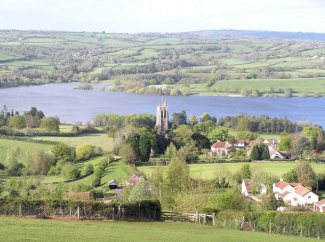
left=156, top=99, right=169, bottom=129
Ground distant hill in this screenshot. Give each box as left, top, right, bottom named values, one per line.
left=188, top=29, right=325, bottom=41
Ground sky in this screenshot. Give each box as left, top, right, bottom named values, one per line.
left=0, top=0, right=325, bottom=33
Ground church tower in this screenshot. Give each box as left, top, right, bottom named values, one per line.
left=156, top=99, right=169, bottom=129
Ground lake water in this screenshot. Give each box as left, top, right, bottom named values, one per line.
left=0, top=82, right=324, bottom=127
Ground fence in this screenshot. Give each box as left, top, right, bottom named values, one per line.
left=0, top=203, right=159, bottom=221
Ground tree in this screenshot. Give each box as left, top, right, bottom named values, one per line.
left=163, top=157, right=190, bottom=209
left=227, top=136, right=237, bottom=153
left=262, top=193, right=280, bottom=211
left=76, top=143, right=95, bottom=160
left=119, top=144, right=137, bottom=162
left=295, top=162, right=316, bottom=188
left=236, top=118, right=251, bottom=131
left=237, top=131, right=259, bottom=140
left=250, top=146, right=260, bottom=160
left=189, top=115, right=198, bottom=126
left=172, top=125, right=192, bottom=148
left=126, top=133, right=140, bottom=159
left=5, top=146, right=23, bottom=175
left=208, top=127, right=229, bottom=144
left=92, top=177, right=101, bottom=187
left=128, top=178, right=152, bottom=201
left=191, top=133, right=210, bottom=150
left=283, top=169, right=298, bottom=183
left=316, top=131, right=325, bottom=151
left=165, top=143, right=177, bottom=159
left=292, top=135, right=312, bottom=158
left=9, top=115, right=26, bottom=130
left=277, top=135, right=293, bottom=152
left=241, top=164, right=251, bottom=179
left=51, top=144, right=76, bottom=163
left=84, top=163, right=94, bottom=174
left=261, top=145, right=270, bottom=160
left=40, top=117, right=60, bottom=132
left=302, top=126, right=324, bottom=149
left=170, top=111, right=187, bottom=129
left=139, top=134, right=151, bottom=162
left=200, top=112, right=217, bottom=123
left=170, top=89, right=179, bottom=96
left=32, top=147, right=55, bottom=175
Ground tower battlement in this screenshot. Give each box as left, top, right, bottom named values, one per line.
left=156, top=98, right=169, bottom=129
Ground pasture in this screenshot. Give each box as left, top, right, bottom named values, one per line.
left=0, top=217, right=316, bottom=242
left=138, top=162, right=325, bottom=180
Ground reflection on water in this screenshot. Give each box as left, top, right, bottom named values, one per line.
left=0, top=82, right=324, bottom=126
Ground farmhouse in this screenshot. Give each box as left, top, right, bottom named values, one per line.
left=273, top=179, right=318, bottom=206
left=211, top=139, right=249, bottom=157
left=126, top=175, right=151, bottom=188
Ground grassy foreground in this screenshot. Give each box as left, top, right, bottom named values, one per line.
left=0, top=217, right=316, bottom=242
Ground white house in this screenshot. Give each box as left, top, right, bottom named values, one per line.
left=242, top=179, right=267, bottom=196
left=314, top=200, right=325, bottom=212
left=273, top=179, right=319, bottom=206
left=211, top=141, right=229, bottom=156
left=236, top=139, right=250, bottom=148
left=263, top=138, right=280, bottom=151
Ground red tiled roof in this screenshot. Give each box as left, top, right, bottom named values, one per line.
left=276, top=191, right=291, bottom=198
left=289, top=183, right=302, bottom=187
left=126, top=175, right=150, bottom=186
left=211, top=142, right=228, bottom=149
left=237, top=139, right=249, bottom=143
left=294, top=185, right=312, bottom=197
left=274, top=181, right=289, bottom=190
left=243, top=179, right=252, bottom=193
left=315, top=200, right=325, bottom=206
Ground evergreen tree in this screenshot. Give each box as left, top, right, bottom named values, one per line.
left=316, top=131, right=325, bottom=151
left=250, top=146, right=260, bottom=160
left=139, top=134, right=151, bottom=162
left=126, top=133, right=140, bottom=159
left=261, top=145, right=270, bottom=160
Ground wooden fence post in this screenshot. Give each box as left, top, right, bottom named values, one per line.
left=300, top=227, right=302, bottom=237
left=203, top=214, right=206, bottom=225
left=77, top=206, right=80, bottom=220
left=199, top=214, right=201, bottom=224
left=212, top=213, right=215, bottom=226
left=196, top=211, right=198, bottom=223
left=70, top=207, right=71, bottom=218
left=269, top=219, right=271, bottom=233
left=19, top=203, right=21, bottom=217
left=118, top=206, right=121, bottom=221
left=122, top=208, right=125, bottom=220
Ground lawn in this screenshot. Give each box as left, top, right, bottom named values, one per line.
left=0, top=217, right=316, bottom=242
left=138, top=162, right=325, bottom=180
left=33, top=133, right=114, bottom=152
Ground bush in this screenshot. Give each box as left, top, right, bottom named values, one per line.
left=61, top=163, right=81, bottom=180
left=94, top=146, right=103, bottom=154
left=92, top=177, right=101, bottom=187
left=84, top=164, right=94, bottom=174
left=94, top=166, right=105, bottom=178
left=0, top=163, right=4, bottom=170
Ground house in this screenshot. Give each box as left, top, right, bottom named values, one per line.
left=236, top=139, right=250, bottom=148
left=126, top=175, right=151, bottom=188
left=242, top=179, right=252, bottom=196
left=211, top=141, right=229, bottom=156
left=270, top=151, right=293, bottom=159
left=273, top=179, right=318, bottom=206
left=263, top=138, right=280, bottom=150
left=241, top=179, right=267, bottom=196
left=314, top=200, right=325, bottom=212
left=109, top=179, right=118, bottom=189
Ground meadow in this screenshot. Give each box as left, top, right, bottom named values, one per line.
left=0, top=217, right=316, bottom=242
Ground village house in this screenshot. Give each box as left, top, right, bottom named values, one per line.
left=273, top=179, right=318, bottom=206
left=263, top=138, right=280, bottom=151
left=270, top=151, right=293, bottom=159
left=126, top=175, right=151, bottom=189
left=314, top=200, right=325, bottom=212
left=211, top=139, right=249, bottom=157
left=241, top=179, right=267, bottom=196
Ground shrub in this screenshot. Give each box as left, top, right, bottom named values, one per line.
left=94, top=146, right=103, bottom=154
left=65, top=167, right=81, bottom=180
left=84, top=164, right=94, bottom=174
left=94, top=166, right=105, bottom=178
left=92, top=177, right=101, bottom=187
left=0, top=163, right=4, bottom=170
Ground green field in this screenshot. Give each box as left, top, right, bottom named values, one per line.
left=0, top=217, right=315, bottom=242
left=33, top=133, right=114, bottom=151
left=139, top=162, right=325, bottom=180
left=0, top=138, right=53, bottom=164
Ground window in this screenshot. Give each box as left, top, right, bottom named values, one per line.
left=308, top=196, right=311, bottom=199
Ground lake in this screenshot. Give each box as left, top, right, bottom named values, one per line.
left=0, top=82, right=324, bottom=127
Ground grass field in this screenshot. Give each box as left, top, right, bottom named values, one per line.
left=139, top=162, right=325, bottom=180
left=0, top=217, right=316, bottom=242
left=0, top=138, right=53, bottom=164
left=228, top=129, right=281, bottom=139
left=33, top=133, right=114, bottom=151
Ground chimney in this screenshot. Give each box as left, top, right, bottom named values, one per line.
left=280, top=177, right=283, bottom=181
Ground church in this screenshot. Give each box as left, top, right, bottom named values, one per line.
left=156, top=99, right=169, bottom=129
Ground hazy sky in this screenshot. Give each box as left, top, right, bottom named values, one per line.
left=1, top=0, right=325, bottom=33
